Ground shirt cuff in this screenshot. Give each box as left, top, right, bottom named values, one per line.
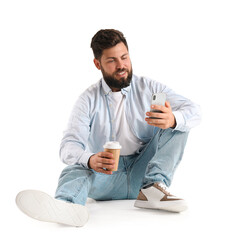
left=80, top=152, right=95, bottom=168
left=172, top=111, right=185, bottom=131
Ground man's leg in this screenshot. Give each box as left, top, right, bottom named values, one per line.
left=129, top=128, right=189, bottom=194
left=129, top=128, right=189, bottom=212
left=88, top=157, right=128, bottom=200
left=142, top=128, right=189, bottom=188
left=55, top=164, right=93, bottom=205
left=55, top=156, right=128, bottom=202
left=15, top=165, right=93, bottom=227
left=16, top=159, right=129, bottom=226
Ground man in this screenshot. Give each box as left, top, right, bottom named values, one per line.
left=16, top=29, right=201, bottom=227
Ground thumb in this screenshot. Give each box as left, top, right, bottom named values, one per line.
left=165, top=101, right=171, bottom=109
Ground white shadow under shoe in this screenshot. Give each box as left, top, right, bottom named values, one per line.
left=15, top=190, right=89, bottom=227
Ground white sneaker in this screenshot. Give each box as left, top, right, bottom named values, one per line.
left=134, top=182, right=187, bottom=213
left=16, top=190, right=89, bottom=227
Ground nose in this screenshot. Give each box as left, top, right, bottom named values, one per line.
left=116, top=59, right=124, bottom=70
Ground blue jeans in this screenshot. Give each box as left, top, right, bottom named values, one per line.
left=55, top=128, right=189, bottom=205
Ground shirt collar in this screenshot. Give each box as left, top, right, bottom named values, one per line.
left=101, top=78, right=131, bottom=96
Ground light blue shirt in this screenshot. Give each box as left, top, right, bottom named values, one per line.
left=60, top=74, right=201, bottom=167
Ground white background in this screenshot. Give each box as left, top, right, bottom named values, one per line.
left=1, top=0, right=227, bottom=239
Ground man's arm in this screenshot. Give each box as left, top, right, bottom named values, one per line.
left=60, top=94, right=115, bottom=174
left=146, top=79, right=202, bottom=132
left=59, top=95, right=94, bottom=168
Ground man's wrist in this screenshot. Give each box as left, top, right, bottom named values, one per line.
left=88, top=154, right=95, bottom=169
left=171, top=115, right=177, bottom=129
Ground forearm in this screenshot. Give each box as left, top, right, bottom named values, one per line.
left=59, top=127, right=93, bottom=168
left=172, top=102, right=202, bottom=132
left=60, top=141, right=94, bottom=168
left=162, top=87, right=202, bottom=132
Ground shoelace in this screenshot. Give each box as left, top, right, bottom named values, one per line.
left=157, top=182, right=171, bottom=195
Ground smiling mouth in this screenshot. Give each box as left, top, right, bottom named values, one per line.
left=116, top=70, right=127, bottom=77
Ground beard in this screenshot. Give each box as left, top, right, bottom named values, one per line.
left=101, top=66, right=133, bottom=90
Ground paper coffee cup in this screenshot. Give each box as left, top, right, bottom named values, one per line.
left=103, top=141, right=122, bottom=171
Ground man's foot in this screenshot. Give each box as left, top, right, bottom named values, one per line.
left=16, top=190, right=89, bottom=227
left=134, top=182, right=187, bottom=213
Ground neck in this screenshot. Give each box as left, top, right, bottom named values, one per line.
left=111, top=88, right=121, bottom=92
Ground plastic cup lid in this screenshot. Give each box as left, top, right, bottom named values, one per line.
left=103, top=141, right=122, bottom=149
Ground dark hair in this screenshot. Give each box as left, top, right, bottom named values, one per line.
left=90, top=29, right=128, bottom=60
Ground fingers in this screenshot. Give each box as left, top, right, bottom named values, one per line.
left=165, top=101, right=171, bottom=108
left=92, top=152, right=115, bottom=175
left=150, top=101, right=171, bottom=113
left=146, top=101, right=174, bottom=129
left=145, top=117, right=166, bottom=126
left=145, top=119, right=169, bottom=129
left=97, top=160, right=115, bottom=169
left=97, top=153, right=114, bottom=166
left=146, top=111, right=164, bottom=119
left=150, top=104, right=166, bottom=113
left=98, top=152, right=113, bottom=159
left=145, top=112, right=175, bottom=129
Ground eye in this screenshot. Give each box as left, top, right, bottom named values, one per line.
left=107, top=59, right=115, bottom=63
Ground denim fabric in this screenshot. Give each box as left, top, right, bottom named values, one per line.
left=55, top=128, right=189, bottom=205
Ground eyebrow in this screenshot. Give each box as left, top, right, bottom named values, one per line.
left=105, top=53, right=128, bottom=60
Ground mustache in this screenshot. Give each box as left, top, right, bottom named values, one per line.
left=115, top=68, right=128, bottom=74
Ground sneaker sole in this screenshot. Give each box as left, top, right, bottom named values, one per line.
left=134, top=199, right=187, bottom=213
left=16, top=190, right=89, bottom=227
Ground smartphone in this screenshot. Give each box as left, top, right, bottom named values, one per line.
left=150, top=93, right=166, bottom=118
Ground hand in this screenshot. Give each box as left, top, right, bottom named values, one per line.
left=88, top=152, right=115, bottom=175
left=145, top=101, right=176, bottom=129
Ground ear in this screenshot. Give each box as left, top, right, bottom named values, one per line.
left=93, top=58, right=101, bottom=70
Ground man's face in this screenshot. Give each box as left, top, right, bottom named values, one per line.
left=94, top=42, right=133, bottom=91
